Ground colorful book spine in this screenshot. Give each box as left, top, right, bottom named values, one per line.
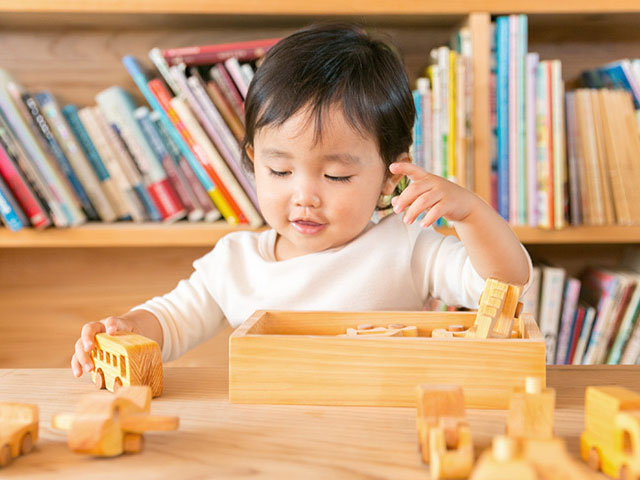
left=566, top=305, right=586, bottom=364
left=148, top=47, right=181, bottom=97
left=496, top=16, right=510, bottom=220
left=224, top=57, right=249, bottom=99
left=572, top=304, right=596, bottom=365
left=536, top=61, right=552, bottom=229
left=525, top=52, right=539, bottom=226
left=538, top=265, right=566, bottom=363
left=516, top=15, right=528, bottom=225
left=427, top=64, right=443, bottom=179
left=147, top=78, right=241, bottom=224
left=62, top=104, right=131, bottom=220
left=135, top=106, right=204, bottom=222
left=608, top=277, right=640, bottom=364
left=121, top=55, right=236, bottom=224
left=0, top=140, right=50, bottom=228
left=209, top=64, right=245, bottom=122
left=171, top=95, right=262, bottom=227
left=150, top=110, right=221, bottom=222
left=412, top=87, right=423, bottom=170
left=508, top=15, right=518, bottom=223
left=620, top=306, right=640, bottom=364
left=550, top=60, right=566, bottom=229
left=420, top=77, right=432, bottom=175
left=581, top=269, right=619, bottom=365
left=37, top=91, right=118, bottom=223
left=447, top=50, right=456, bottom=183
left=0, top=173, right=26, bottom=230
left=554, top=277, right=581, bottom=364
left=96, top=86, right=185, bottom=223
left=205, top=79, right=245, bottom=141
left=162, top=37, right=280, bottom=66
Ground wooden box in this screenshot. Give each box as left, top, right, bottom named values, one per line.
left=229, top=310, right=546, bottom=409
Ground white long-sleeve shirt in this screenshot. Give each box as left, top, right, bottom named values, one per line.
left=133, top=213, right=532, bottom=362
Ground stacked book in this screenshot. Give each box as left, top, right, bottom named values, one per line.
left=489, top=14, right=566, bottom=229
left=522, top=264, right=640, bottom=365
left=0, top=38, right=278, bottom=231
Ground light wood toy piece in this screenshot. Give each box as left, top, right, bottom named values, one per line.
left=0, top=403, right=38, bottom=468
left=470, top=435, right=537, bottom=480
left=472, top=278, right=522, bottom=339
left=506, top=376, right=555, bottom=440
left=342, top=324, right=418, bottom=337
left=522, top=437, right=592, bottom=480
left=416, top=384, right=473, bottom=479
left=51, top=385, right=178, bottom=457
left=90, top=332, right=163, bottom=397
left=581, top=386, right=640, bottom=480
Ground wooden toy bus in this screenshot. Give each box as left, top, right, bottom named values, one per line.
left=0, top=403, right=38, bottom=467
left=90, top=332, right=163, bottom=397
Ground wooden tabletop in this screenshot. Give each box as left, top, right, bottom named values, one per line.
left=1, top=366, right=637, bottom=479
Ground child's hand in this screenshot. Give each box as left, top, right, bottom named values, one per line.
left=71, top=316, right=135, bottom=378
left=389, top=162, right=479, bottom=228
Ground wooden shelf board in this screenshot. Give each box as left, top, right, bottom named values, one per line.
left=1, top=223, right=640, bottom=247
left=1, top=0, right=639, bottom=15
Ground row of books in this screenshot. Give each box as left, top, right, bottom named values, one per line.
left=0, top=38, right=281, bottom=230
left=410, top=28, right=474, bottom=192
left=522, top=264, right=640, bottom=365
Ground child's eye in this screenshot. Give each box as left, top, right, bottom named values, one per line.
left=325, top=175, right=352, bottom=183
left=268, top=169, right=290, bottom=177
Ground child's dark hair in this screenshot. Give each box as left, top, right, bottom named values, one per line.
left=241, top=23, right=416, bottom=186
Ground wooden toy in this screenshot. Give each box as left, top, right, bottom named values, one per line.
left=470, top=435, right=537, bottom=480
left=471, top=278, right=522, bottom=339
left=416, top=384, right=473, bottom=479
left=521, top=437, right=591, bottom=480
left=89, top=332, right=163, bottom=397
left=506, top=376, right=555, bottom=440
left=342, top=324, right=418, bottom=337
left=581, top=386, right=640, bottom=480
left=229, top=310, right=545, bottom=408
left=0, top=403, right=38, bottom=467
left=52, top=385, right=178, bottom=457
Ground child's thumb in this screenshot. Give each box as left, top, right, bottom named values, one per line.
left=103, top=316, right=134, bottom=335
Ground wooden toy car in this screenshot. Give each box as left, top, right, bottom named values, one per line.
left=52, top=385, right=178, bottom=457
left=416, top=385, right=473, bottom=479
left=581, top=386, right=640, bottom=480
left=90, top=332, right=163, bottom=397
left=0, top=403, right=38, bottom=467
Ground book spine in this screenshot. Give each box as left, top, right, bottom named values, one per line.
left=539, top=266, right=566, bottom=363
left=554, top=277, right=581, bottom=364
left=96, top=86, right=186, bottom=223
left=224, top=57, right=249, bottom=99
left=412, top=88, right=423, bottom=170
left=620, top=309, right=640, bottom=364
left=37, top=92, right=118, bottom=223
left=136, top=106, right=204, bottom=222
left=186, top=71, right=259, bottom=210
left=171, top=95, right=263, bottom=227
left=205, top=80, right=245, bottom=141
left=508, top=15, right=518, bottom=224
left=420, top=77, right=432, bottom=175
left=551, top=60, right=566, bottom=229
left=447, top=50, right=455, bottom=183
left=0, top=140, right=50, bottom=228
left=22, top=93, right=99, bottom=221
left=581, top=271, right=618, bottom=364
left=525, top=52, right=539, bottom=226
left=608, top=280, right=640, bottom=364
left=496, top=16, right=509, bottom=221
left=148, top=47, right=182, bottom=96
left=564, top=92, right=582, bottom=226
left=573, top=306, right=596, bottom=365
left=162, top=37, right=280, bottom=65
left=516, top=15, right=527, bottom=225
left=546, top=62, right=555, bottom=228
left=147, top=78, right=240, bottom=224
left=427, top=64, right=442, bottom=178
left=535, top=62, right=550, bottom=229
left=0, top=174, right=26, bottom=230
left=150, top=111, right=220, bottom=222
left=209, top=64, right=245, bottom=122
left=566, top=306, right=586, bottom=364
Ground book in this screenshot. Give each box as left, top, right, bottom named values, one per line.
left=224, top=57, right=249, bottom=99
left=564, top=92, right=583, bottom=225
left=525, top=52, right=539, bottom=227
left=582, top=59, right=640, bottom=109
left=607, top=272, right=640, bottom=364
left=620, top=303, right=640, bottom=364
left=162, top=37, right=280, bottom=66
left=205, top=79, right=245, bottom=141
left=36, top=91, right=118, bottom=223
left=0, top=173, right=27, bottom=231
left=538, top=264, right=566, bottom=363
left=554, top=277, right=581, bottom=364
left=209, top=64, right=245, bottom=123
left=536, top=61, right=553, bottom=229
left=507, top=15, right=517, bottom=223
left=62, top=104, right=131, bottom=220
left=495, top=16, right=509, bottom=221
left=550, top=60, right=566, bottom=229
left=572, top=302, right=597, bottom=365
left=566, top=304, right=586, bottom=364
left=96, top=86, right=186, bottom=223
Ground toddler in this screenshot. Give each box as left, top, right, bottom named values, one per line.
left=72, top=23, right=531, bottom=375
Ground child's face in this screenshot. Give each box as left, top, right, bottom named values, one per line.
left=248, top=105, right=398, bottom=261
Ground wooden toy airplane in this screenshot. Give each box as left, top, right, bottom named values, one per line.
left=89, top=332, right=163, bottom=397
left=0, top=403, right=38, bottom=468
left=416, top=385, right=474, bottom=479
left=52, top=385, right=178, bottom=457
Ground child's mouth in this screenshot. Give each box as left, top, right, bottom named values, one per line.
left=292, top=219, right=326, bottom=235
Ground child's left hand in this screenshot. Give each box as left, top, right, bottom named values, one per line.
left=389, top=162, right=480, bottom=228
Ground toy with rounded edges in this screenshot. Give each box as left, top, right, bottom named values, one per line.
left=0, top=403, right=38, bottom=468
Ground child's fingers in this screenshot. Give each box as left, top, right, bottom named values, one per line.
left=102, top=316, right=134, bottom=335
left=392, top=180, right=434, bottom=214
left=389, top=161, right=432, bottom=181
left=402, top=191, right=442, bottom=225
left=419, top=204, right=443, bottom=228
left=80, top=321, right=106, bottom=352
left=71, top=353, right=83, bottom=378
left=74, top=338, right=94, bottom=374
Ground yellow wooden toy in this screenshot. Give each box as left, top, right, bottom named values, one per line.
left=472, top=278, right=522, bottom=339
left=0, top=403, right=38, bottom=468
left=52, top=385, right=178, bottom=457
left=342, top=324, right=418, bottom=337
left=416, top=385, right=473, bottom=479
left=581, top=386, right=640, bottom=480
left=506, top=376, right=555, bottom=440
left=470, top=435, right=537, bottom=480
left=90, top=332, right=163, bottom=397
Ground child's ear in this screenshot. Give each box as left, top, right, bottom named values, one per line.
left=381, top=153, right=411, bottom=195
left=245, top=145, right=255, bottom=163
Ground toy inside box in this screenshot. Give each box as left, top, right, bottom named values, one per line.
left=229, top=309, right=545, bottom=409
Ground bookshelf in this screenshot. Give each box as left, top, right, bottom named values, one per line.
left=2, top=2, right=640, bottom=368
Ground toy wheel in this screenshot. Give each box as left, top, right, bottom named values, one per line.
left=0, top=444, right=11, bottom=467
left=587, top=447, right=601, bottom=472
left=94, top=369, right=105, bottom=390
left=20, top=433, right=33, bottom=455
left=123, top=433, right=145, bottom=453
left=618, top=465, right=631, bottom=480
left=113, top=377, right=123, bottom=392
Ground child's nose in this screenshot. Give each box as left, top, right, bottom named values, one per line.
left=292, top=179, right=321, bottom=208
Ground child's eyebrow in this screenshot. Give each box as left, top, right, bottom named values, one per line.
left=323, top=153, right=361, bottom=165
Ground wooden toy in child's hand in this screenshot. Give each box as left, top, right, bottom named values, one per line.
left=89, top=332, right=163, bottom=397
left=506, top=376, right=555, bottom=440
left=0, top=403, right=38, bottom=468
left=581, top=386, right=640, bottom=480
left=51, top=385, right=178, bottom=457
left=468, top=278, right=523, bottom=339
left=416, top=385, right=473, bottom=479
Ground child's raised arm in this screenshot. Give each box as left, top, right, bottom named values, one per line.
left=389, top=161, right=530, bottom=286
left=71, top=309, right=163, bottom=378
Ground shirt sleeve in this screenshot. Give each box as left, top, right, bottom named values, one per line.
left=131, top=252, right=226, bottom=363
